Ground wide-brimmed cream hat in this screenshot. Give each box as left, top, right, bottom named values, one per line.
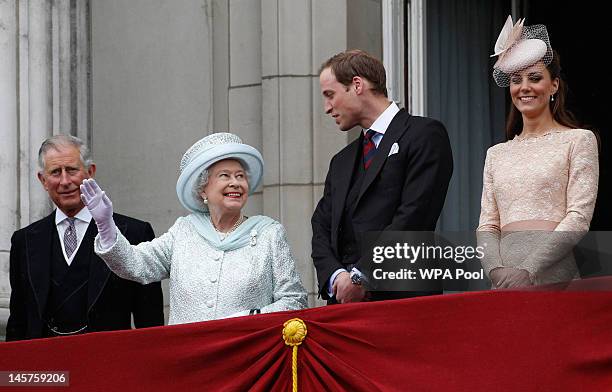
left=491, top=15, right=553, bottom=87
left=176, top=132, right=263, bottom=213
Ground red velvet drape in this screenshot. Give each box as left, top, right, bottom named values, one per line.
left=2, top=279, right=611, bottom=391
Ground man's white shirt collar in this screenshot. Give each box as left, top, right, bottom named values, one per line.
left=366, top=101, right=400, bottom=136
left=55, top=206, right=92, bottom=225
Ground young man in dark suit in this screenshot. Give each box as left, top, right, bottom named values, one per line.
left=312, top=50, right=453, bottom=304
left=6, top=135, right=164, bottom=341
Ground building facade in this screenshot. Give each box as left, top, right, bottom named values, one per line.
left=0, top=0, right=393, bottom=337
left=3, top=0, right=607, bottom=339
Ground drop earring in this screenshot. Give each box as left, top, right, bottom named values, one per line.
left=550, top=94, right=555, bottom=102
left=203, top=196, right=208, bottom=205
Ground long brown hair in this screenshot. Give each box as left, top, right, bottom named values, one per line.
left=505, top=50, right=581, bottom=140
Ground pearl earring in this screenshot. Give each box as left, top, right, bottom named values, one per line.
left=550, top=94, right=555, bottom=102
left=203, top=196, right=208, bottom=205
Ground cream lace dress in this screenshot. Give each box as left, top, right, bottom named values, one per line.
left=477, top=129, right=599, bottom=285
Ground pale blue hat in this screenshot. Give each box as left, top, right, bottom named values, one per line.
left=176, top=132, right=263, bottom=213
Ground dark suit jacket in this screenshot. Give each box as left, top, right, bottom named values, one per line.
left=6, top=211, right=165, bottom=341
left=312, top=109, right=453, bottom=299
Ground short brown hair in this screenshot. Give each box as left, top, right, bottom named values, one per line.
left=319, top=49, right=388, bottom=97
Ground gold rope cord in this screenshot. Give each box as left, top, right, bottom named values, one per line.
left=282, top=318, right=307, bottom=392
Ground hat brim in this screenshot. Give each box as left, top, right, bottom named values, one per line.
left=176, top=143, right=263, bottom=213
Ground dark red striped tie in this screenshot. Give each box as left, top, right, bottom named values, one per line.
left=363, top=129, right=377, bottom=169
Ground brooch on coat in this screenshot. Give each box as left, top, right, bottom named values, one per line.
left=250, top=229, right=258, bottom=246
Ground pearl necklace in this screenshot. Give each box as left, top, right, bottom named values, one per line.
left=213, top=215, right=245, bottom=240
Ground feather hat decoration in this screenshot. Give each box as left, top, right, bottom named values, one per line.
left=491, top=15, right=553, bottom=87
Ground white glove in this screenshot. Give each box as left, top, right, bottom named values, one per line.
left=80, top=178, right=118, bottom=249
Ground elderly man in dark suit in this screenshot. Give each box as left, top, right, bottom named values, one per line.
left=6, top=135, right=164, bottom=341
left=312, top=50, right=453, bottom=304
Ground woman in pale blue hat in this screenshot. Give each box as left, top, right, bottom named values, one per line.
left=80, top=132, right=307, bottom=324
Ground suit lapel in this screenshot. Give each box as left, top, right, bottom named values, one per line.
left=332, top=140, right=361, bottom=229
left=356, top=109, right=411, bottom=206
left=25, top=212, right=55, bottom=319
left=86, top=218, right=127, bottom=312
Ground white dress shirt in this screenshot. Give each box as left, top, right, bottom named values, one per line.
left=55, top=207, right=93, bottom=265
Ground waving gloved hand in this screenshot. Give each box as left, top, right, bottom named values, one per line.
left=80, top=178, right=118, bottom=249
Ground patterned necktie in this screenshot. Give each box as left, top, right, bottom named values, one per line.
left=64, top=217, right=78, bottom=258
left=362, top=129, right=378, bottom=169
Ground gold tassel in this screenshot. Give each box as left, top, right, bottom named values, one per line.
left=282, top=318, right=307, bottom=392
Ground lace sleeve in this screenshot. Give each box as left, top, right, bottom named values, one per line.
left=477, top=149, right=503, bottom=277
left=555, top=130, right=599, bottom=231
left=519, top=130, right=599, bottom=281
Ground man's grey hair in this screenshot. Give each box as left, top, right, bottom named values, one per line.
left=38, top=134, right=93, bottom=170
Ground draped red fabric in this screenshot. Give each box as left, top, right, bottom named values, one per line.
left=2, top=279, right=612, bottom=392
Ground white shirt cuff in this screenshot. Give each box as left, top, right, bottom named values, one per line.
left=328, top=268, right=347, bottom=297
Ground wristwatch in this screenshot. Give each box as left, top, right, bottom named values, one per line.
left=350, top=270, right=363, bottom=285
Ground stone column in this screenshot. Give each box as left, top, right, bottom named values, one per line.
left=0, top=0, right=20, bottom=337
left=260, top=0, right=352, bottom=307
left=0, top=0, right=91, bottom=340
left=228, top=0, right=263, bottom=215
left=23, top=0, right=53, bottom=222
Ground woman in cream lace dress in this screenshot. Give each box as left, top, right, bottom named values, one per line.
left=477, top=17, right=599, bottom=288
